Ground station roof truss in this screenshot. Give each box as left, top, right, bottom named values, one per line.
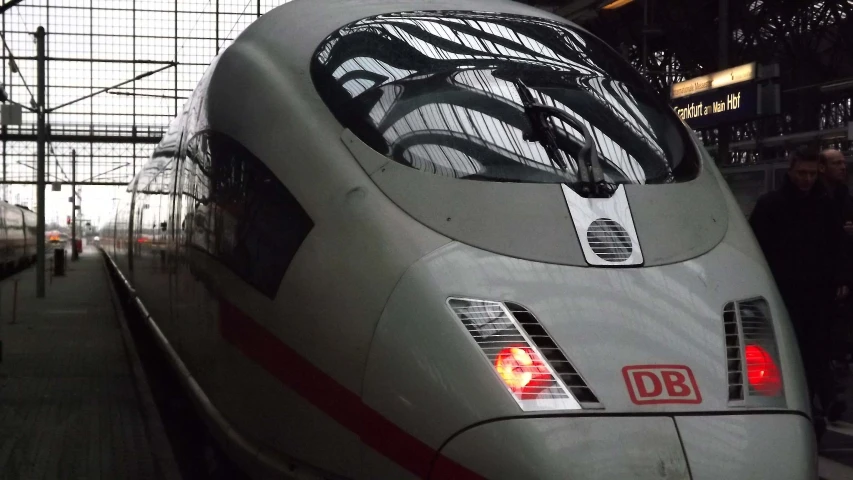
left=0, top=0, right=292, bottom=191
left=520, top=0, right=853, bottom=164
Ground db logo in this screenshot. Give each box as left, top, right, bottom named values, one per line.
left=622, top=365, right=702, bottom=405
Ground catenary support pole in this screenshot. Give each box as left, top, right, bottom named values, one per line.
left=716, top=0, right=730, bottom=165
left=71, top=149, right=77, bottom=261
left=36, top=26, right=45, bottom=298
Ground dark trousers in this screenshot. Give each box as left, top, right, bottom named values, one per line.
left=787, top=294, right=837, bottom=413
left=830, top=300, right=853, bottom=359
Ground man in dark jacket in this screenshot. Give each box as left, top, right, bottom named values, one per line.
left=820, top=149, right=853, bottom=232
left=749, top=147, right=848, bottom=424
left=820, top=149, right=853, bottom=398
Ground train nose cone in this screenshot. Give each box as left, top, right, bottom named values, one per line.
left=431, top=414, right=817, bottom=480
left=674, top=414, right=816, bottom=480
left=431, top=416, right=691, bottom=480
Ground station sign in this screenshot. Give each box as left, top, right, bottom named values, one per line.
left=670, top=61, right=780, bottom=130
left=672, top=83, right=759, bottom=130
left=671, top=62, right=756, bottom=100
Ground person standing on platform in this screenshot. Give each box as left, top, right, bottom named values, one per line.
left=820, top=149, right=853, bottom=234
left=749, top=146, right=849, bottom=429
left=820, top=148, right=853, bottom=399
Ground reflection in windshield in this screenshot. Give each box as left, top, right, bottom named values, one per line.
left=312, top=12, right=698, bottom=185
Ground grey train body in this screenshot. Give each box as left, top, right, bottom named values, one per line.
left=101, top=1, right=816, bottom=479
left=0, top=201, right=38, bottom=272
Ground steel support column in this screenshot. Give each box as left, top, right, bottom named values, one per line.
left=71, top=149, right=77, bottom=261
left=716, top=0, right=730, bottom=165
left=36, top=26, right=45, bottom=298
left=642, top=0, right=649, bottom=74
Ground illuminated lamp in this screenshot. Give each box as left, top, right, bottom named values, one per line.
left=602, top=0, right=635, bottom=10
left=494, top=346, right=551, bottom=396
left=744, top=344, right=782, bottom=396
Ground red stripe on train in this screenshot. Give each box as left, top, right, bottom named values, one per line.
left=218, top=301, right=483, bottom=480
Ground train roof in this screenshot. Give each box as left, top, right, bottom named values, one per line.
left=197, top=0, right=584, bottom=140
left=143, top=0, right=589, bottom=152
left=251, top=0, right=572, bottom=51
left=231, top=0, right=573, bottom=68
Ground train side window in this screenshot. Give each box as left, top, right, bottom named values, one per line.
left=187, top=131, right=314, bottom=298
left=5, top=208, right=20, bottom=230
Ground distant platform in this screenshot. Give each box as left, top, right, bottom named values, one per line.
left=0, top=248, right=180, bottom=480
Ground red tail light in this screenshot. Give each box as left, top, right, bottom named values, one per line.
left=494, top=346, right=551, bottom=396
left=745, top=344, right=781, bottom=396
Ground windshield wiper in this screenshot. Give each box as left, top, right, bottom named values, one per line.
left=514, top=80, right=609, bottom=197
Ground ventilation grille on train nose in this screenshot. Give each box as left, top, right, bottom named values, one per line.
left=505, top=303, right=601, bottom=406
left=448, top=298, right=600, bottom=411
left=587, top=218, right=633, bottom=263
left=723, top=302, right=744, bottom=401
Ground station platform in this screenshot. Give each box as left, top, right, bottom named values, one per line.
left=822, top=370, right=853, bottom=480
left=0, top=247, right=181, bottom=480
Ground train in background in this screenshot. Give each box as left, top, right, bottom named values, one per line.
left=101, top=1, right=816, bottom=479
left=0, top=201, right=37, bottom=273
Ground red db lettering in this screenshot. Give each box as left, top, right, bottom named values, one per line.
left=632, top=371, right=663, bottom=398
left=622, top=365, right=702, bottom=405
left=662, top=370, right=690, bottom=397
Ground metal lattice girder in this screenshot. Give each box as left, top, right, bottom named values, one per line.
left=0, top=1, right=295, bottom=188
left=0, top=1, right=24, bottom=16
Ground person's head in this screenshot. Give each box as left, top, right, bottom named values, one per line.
left=820, top=149, right=847, bottom=185
left=787, top=147, right=821, bottom=193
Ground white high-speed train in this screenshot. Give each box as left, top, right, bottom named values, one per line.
left=102, top=1, right=815, bottom=478
left=0, top=201, right=37, bottom=272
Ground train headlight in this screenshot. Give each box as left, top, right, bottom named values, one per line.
left=447, top=297, right=599, bottom=411
left=495, top=346, right=552, bottom=396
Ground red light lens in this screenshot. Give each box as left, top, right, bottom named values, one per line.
left=745, top=344, right=781, bottom=396
left=494, top=346, right=551, bottom=396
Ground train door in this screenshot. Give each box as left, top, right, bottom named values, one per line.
left=16, top=210, right=25, bottom=266
left=23, top=210, right=36, bottom=263
left=164, top=135, right=183, bottom=334
left=130, top=155, right=179, bottom=334
left=112, top=197, right=133, bottom=274
left=173, top=132, right=216, bottom=371
left=177, top=130, right=318, bottom=460
left=4, top=206, right=22, bottom=268
left=127, top=186, right=136, bottom=273
left=111, top=208, right=119, bottom=257
left=135, top=194, right=149, bottom=259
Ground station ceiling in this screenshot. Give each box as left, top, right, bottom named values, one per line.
left=521, top=0, right=853, bottom=91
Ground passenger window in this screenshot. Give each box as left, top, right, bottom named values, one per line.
left=185, top=131, right=314, bottom=298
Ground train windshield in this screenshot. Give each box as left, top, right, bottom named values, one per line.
left=311, top=11, right=700, bottom=185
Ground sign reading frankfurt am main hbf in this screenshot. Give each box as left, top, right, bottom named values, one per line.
left=670, top=62, right=766, bottom=129
left=676, top=91, right=742, bottom=119
left=672, top=83, right=759, bottom=130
